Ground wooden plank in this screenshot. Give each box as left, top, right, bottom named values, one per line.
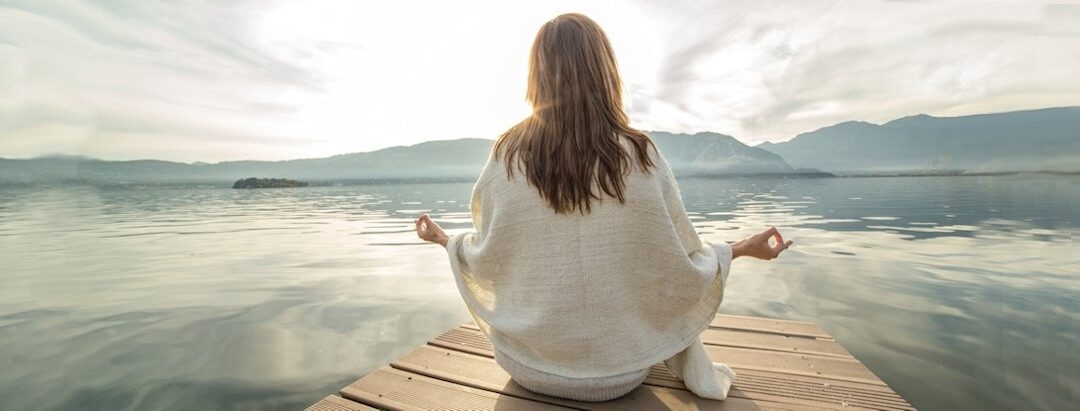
left=431, top=325, right=912, bottom=409
left=395, top=343, right=851, bottom=410
left=391, top=346, right=584, bottom=410
left=700, top=328, right=853, bottom=359
left=701, top=345, right=884, bottom=386
left=459, top=324, right=853, bottom=359
left=408, top=342, right=909, bottom=410
left=732, top=378, right=913, bottom=411
left=435, top=326, right=883, bottom=386
left=430, top=326, right=496, bottom=357
left=731, top=369, right=905, bottom=397
left=710, top=314, right=833, bottom=340
left=647, top=366, right=914, bottom=411
left=597, top=384, right=829, bottom=411
left=449, top=323, right=851, bottom=358
left=340, top=366, right=575, bottom=411
left=305, top=395, right=379, bottom=411
left=309, top=314, right=916, bottom=411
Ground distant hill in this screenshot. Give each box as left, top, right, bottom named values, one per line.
left=6, top=106, right=1076, bottom=185
left=0, top=132, right=792, bottom=185
left=757, top=107, right=1080, bottom=174
left=649, top=131, right=793, bottom=174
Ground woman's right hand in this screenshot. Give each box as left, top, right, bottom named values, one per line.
left=415, top=214, right=450, bottom=247
left=732, top=227, right=792, bottom=260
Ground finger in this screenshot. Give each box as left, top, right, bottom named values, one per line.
left=424, top=217, right=438, bottom=233
left=771, top=240, right=795, bottom=258
left=770, top=229, right=785, bottom=248
left=769, top=237, right=787, bottom=255
left=769, top=246, right=781, bottom=259
left=763, top=227, right=777, bottom=241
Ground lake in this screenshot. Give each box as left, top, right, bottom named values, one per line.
left=1, top=175, right=1077, bottom=410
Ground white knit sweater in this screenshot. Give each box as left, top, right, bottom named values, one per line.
left=446, top=138, right=734, bottom=399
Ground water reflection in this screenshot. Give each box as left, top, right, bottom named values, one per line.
left=0, top=175, right=1077, bottom=410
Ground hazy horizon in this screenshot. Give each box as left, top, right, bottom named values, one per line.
left=3, top=0, right=1080, bottom=162
left=1, top=105, right=1075, bottom=164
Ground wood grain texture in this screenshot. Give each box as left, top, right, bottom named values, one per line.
left=341, top=367, right=574, bottom=411
left=305, top=395, right=379, bottom=411
left=709, top=315, right=834, bottom=340
left=394, top=344, right=852, bottom=410
left=436, top=326, right=882, bottom=385
left=308, top=314, right=915, bottom=410
left=459, top=323, right=854, bottom=359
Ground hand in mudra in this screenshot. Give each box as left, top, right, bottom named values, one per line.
left=415, top=214, right=449, bottom=247
left=732, top=227, right=793, bottom=260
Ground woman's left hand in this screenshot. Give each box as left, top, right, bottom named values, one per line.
left=415, top=214, right=450, bottom=247
left=732, top=227, right=792, bottom=260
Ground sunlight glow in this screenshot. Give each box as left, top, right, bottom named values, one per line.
left=248, top=1, right=675, bottom=157
left=1, top=0, right=1077, bottom=161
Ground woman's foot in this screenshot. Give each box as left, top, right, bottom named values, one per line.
left=706, top=363, right=736, bottom=400
left=679, top=362, right=733, bottom=400
left=714, top=362, right=736, bottom=380
left=663, top=338, right=736, bottom=400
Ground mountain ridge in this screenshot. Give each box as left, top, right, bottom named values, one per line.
left=756, top=106, right=1080, bottom=174
left=0, top=132, right=794, bottom=185
left=3, top=106, right=1078, bottom=184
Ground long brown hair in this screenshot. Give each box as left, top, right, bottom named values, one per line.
left=493, top=13, right=654, bottom=215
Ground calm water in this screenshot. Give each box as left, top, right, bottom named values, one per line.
left=1, top=176, right=1078, bottom=410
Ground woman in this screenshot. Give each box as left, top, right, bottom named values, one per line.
left=414, top=13, right=792, bottom=402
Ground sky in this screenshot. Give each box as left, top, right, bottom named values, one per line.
left=1, top=0, right=1079, bottom=162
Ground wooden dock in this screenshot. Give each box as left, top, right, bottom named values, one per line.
left=306, top=314, right=915, bottom=410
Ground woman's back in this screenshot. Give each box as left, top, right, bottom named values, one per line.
left=446, top=137, right=732, bottom=378
left=413, top=12, right=791, bottom=402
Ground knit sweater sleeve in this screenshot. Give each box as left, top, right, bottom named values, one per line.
left=650, top=144, right=733, bottom=284
left=448, top=147, right=500, bottom=241
left=649, top=144, right=737, bottom=399
left=444, top=152, right=499, bottom=331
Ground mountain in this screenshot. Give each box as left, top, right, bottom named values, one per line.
left=8, top=106, right=1075, bottom=185
left=757, top=107, right=1080, bottom=174
left=0, top=132, right=792, bottom=185
left=649, top=131, right=792, bottom=174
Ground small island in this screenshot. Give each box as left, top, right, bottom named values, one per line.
left=232, top=177, right=310, bottom=189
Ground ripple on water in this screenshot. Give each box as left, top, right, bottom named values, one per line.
left=2, top=177, right=1079, bottom=411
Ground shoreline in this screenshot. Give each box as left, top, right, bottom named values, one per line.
left=2, top=170, right=1079, bottom=189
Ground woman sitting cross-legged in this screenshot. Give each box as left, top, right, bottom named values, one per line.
left=415, top=13, right=793, bottom=403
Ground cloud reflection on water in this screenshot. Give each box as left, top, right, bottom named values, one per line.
left=0, top=175, right=1077, bottom=410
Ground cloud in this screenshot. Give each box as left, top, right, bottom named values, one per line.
left=627, top=0, right=1080, bottom=142
left=0, top=0, right=325, bottom=161
left=2, top=0, right=1078, bottom=160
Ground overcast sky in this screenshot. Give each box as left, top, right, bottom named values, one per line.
left=1, top=0, right=1079, bottom=162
